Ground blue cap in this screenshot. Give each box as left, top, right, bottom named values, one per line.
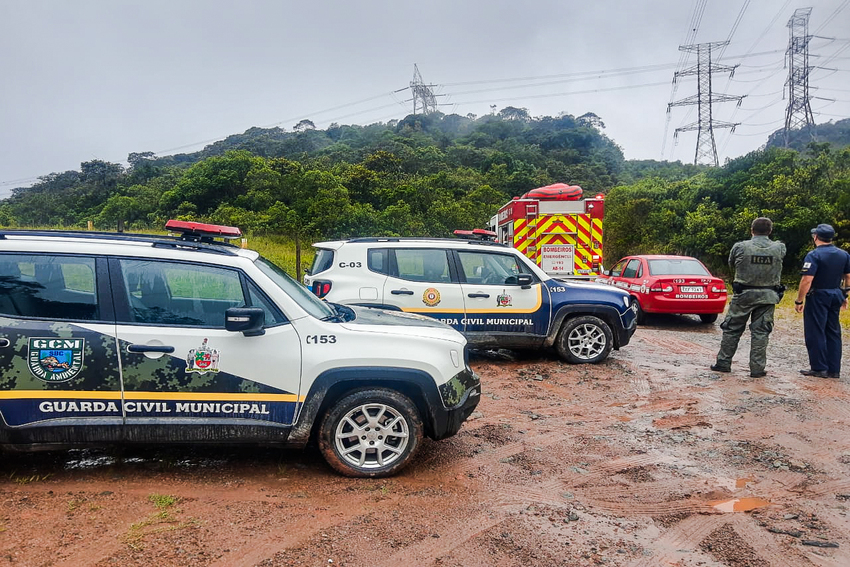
left=811, top=223, right=835, bottom=240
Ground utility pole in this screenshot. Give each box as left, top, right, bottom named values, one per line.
left=668, top=41, right=744, bottom=166
left=784, top=7, right=816, bottom=147
left=409, top=64, right=439, bottom=115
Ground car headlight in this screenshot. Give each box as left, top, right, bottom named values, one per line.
left=623, top=296, right=630, bottom=308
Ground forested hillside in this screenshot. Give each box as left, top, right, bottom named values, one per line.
left=1, top=109, right=847, bottom=277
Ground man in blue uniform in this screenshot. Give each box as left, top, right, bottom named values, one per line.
left=794, top=224, right=850, bottom=378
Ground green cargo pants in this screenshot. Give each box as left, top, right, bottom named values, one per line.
left=714, top=289, right=779, bottom=374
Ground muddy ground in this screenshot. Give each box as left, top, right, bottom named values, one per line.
left=2, top=309, right=850, bottom=567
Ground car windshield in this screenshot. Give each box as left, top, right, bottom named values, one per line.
left=648, top=258, right=710, bottom=276
left=254, top=257, right=335, bottom=320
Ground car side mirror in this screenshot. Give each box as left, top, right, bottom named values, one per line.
left=225, top=307, right=265, bottom=337
left=505, top=274, right=534, bottom=288
left=603, top=270, right=610, bottom=276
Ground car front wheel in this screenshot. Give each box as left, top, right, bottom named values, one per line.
left=632, top=297, right=646, bottom=325
left=556, top=315, right=614, bottom=364
left=319, top=388, right=423, bottom=478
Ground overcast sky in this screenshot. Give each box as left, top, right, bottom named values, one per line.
left=1, top=0, right=848, bottom=198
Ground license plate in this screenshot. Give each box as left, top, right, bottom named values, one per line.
left=680, top=286, right=704, bottom=293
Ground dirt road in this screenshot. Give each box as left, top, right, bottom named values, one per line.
left=2, top=310, right=849, bottom=567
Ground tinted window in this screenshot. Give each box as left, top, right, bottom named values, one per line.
left=247, top=280, right=286, bottom=326
left=457, top=251, right=527, bottom=285
left=609, top=260, right=627, bottom=277
left=119, top=259, right=244, bottom=327
left=394, top=249, right=451, bottom=283
left=622, top=259, right=641, bottom=279
left=368, top=248, right=389, bottom=275
left=308, top=248, right=334, bottom=276
left=254, top=257, right=335, bottom=320
left=648, top=259, right=710, bottom=276
left=0, top=254, right=99, bottom=320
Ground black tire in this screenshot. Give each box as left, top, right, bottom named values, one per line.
left=318, top=388, right=423, bottom=478
left=555, top=315, right=614, bottom=364
left=632, top=297, right=646, bottom=325
left=699, top=313, right=718, bottom=324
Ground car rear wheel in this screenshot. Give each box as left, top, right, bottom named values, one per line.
left=556, top=315, right=614, bottom=364
left=319, top=388, right=423, bottom=478
left=699, top=313, right=718, bottom=324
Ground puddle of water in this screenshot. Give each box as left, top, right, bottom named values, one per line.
left=736, top=477, right=755, bottom=489
left=709, top=497, right=770, bottom=513
left=64, top=455, right=116, bottom=470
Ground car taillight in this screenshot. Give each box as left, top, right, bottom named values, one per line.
left=650, top=284, right=673, bottom=292
left=311, top=280, right=333, bottom=298
left=711, top=286, right=727, bottom=293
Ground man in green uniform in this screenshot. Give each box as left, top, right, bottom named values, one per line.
left=711, top=217, right=786, bottom=377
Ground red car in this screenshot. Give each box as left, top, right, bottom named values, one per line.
left=598, top=255, right=727, bottom=324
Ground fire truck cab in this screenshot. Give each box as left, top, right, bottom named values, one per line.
left=489, top=184, right=605, bottom=278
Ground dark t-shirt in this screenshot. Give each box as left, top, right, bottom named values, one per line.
left=801, top=244, right=850, bottom=289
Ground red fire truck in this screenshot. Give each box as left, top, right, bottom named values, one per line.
left=489, top=183, right=605, bottom=278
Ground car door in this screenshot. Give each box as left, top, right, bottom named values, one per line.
left=0, top=253, right=121, bottom=439
left=606, top=258, right=630, bottom=291
left=620, top=258, right=642, bottom=294
left=110, top=257, right=303, bottom=435
left=380, top=248, right=467, bottom=332
left=456, top=250, right=550, bottom=337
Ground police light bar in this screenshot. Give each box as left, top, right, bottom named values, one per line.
left=165, top=220, right=242, bottom=241
left=454, top=228, right=497, bottom=241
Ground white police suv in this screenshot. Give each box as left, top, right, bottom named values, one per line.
left=0, top=221, right=479, bottom=477
left=304, top=236, right=637, bottom=364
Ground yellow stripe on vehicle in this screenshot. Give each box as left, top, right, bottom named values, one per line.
left=0, top=391, right=304, bottom=402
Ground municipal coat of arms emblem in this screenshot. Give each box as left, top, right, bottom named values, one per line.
left=422, top=288, right=441, bottom=307
left=186, top=338, right=220, bottom=375
left=496, top=290, right=512, bottom=307
left=27, top=338, right=85, bottom=383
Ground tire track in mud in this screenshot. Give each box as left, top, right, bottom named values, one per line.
left=373, top=505, right=521, bottom=567
left=625, top=514, right=729, bottom=567
left=813, top=399, right=850, bottom=424
left=728, top=513, right=815, bottom=567
left=638, top=334, right=717, bottom=357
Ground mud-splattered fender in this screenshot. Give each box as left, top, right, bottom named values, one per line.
left=286, top=367, right=479, bottom=447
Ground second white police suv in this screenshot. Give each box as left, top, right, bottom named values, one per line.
left=304, top=236, right=637, bottom=364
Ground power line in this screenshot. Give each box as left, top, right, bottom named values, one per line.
left=813, top=0, right=850, bottom=35
left=669, top=41, right=745, bottom=166
left=784, top=8, right=816, bottom=146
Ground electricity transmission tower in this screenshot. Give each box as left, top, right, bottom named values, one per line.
left=668, top=41, right=744, bottom=166
left=410, top=64, right=439, bottom=115
left=784, top=7, right=816, bottom=147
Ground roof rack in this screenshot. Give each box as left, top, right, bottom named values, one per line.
left=346, top=236, right=506, bottom=247
left=0, top=228, right=239, bottom=256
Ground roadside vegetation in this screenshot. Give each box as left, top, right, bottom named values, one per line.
left=0, top=111, right=847, bottom=279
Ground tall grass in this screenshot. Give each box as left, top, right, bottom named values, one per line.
left=244, top=234, right=314, bottom=278
left=3, top=225, right=312, bottom=278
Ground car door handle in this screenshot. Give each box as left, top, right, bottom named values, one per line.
left=391, top=289, right=415, bottom=295
left=467, top=293, right=490, bottom=298
left=127, top=344, right=175, bottom=354
left=0, top=338, right=9, bottom=348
